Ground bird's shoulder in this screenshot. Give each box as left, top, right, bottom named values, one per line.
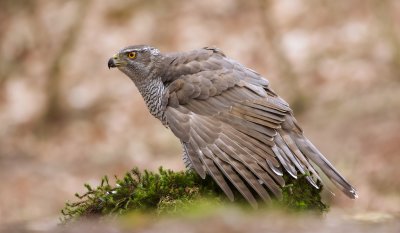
left=163, top=47, right=268, bottom=84
left=162, top=47, right=271, bottom=103
left=162, top=47, right=228, bottom=80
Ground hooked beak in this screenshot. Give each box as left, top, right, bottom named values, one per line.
left=108, top=57, right=116, bottom=69
left=108, top=54, right=119, bottom=69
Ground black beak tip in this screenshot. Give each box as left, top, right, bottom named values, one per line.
left=108, top=58, right=116, bottom=69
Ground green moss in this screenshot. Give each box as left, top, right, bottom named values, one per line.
left=60, top=167, right=328, bottom=223
left=280, top=174, right=329, bottom=212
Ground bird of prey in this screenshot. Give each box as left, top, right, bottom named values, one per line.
left=108, top=45, right=358, bottom=207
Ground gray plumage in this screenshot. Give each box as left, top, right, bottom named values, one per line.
left=108, top=45, right=358, bottom=207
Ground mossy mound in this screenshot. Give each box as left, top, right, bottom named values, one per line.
left=61, top=167, right=328, bottom=223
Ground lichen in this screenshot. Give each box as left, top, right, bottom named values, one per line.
left=60, top=167, right=328, bottom=224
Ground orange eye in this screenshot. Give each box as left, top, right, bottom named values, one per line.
left=127, top=52, right=136, bottom=59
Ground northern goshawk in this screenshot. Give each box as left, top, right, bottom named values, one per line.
left=108, top=45, right=358, bottom=207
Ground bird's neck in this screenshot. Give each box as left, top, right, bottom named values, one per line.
left=135, top=77, right=167, bottom=124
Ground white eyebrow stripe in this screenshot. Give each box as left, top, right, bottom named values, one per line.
left=123, top=49, right=140, bottom=53
left=121, top=46, right=158, bottom=55
left=150, top=48, right=160, bottom=55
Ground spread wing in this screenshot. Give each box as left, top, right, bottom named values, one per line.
left=162, top=48, right=357, bottom=207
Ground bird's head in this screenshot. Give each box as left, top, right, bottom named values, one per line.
left=108, top=45, right=161, bottom=83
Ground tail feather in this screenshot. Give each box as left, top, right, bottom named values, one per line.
left=293, top=133, right=358, bottom=199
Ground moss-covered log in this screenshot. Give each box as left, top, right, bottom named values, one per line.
left=61, top=167, right=328, bottom=223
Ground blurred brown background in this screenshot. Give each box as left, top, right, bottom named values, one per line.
left=0, top=0, right=399, bottom=227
